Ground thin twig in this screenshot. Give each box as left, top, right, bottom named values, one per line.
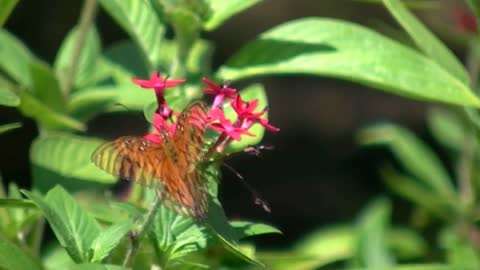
left=62, top=0, right=97, bottom=96
left=123, top=196, right=161, bottom=267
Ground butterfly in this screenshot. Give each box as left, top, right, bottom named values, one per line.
left=91, top=101, right=210, bottom=220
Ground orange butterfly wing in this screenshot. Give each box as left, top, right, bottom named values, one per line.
left=92, top=101, right=209, bottom=220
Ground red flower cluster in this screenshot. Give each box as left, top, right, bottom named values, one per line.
left=131, top=72, right=279, bottom=152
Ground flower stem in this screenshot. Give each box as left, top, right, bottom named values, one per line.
left=122, top=196, right=162, bottom=267
left=62, top=0, right=97, bottom=97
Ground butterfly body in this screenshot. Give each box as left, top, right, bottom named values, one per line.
left=92, top=102, right=209, bottom=220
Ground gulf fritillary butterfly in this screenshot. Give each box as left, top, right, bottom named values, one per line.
left=91, top=101, right=209, bottom=220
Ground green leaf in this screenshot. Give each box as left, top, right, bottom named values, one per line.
left=90, top=219, right=133, bottom=262
left=380, top=166, right=453, bottom=219
left=427, top=109, right=466, bottom=151
left=382, top=0, right=469, bottom=84
left=0, top=122, right=21, bottom=134
left=0, top=82, right=19, bottom=107
left=67, top=88, right=117, bottom=120
left=98, top=0, right=165, bottom=67
left=71, top=263, right=128, bottom=270
left=152, top=205, right=208, bottom=263
left=387, top=228, right=427, bottom=260
left=230, top=221, right=281, bottom=239
left=293, top=225, right=354, bottom=267
left=54, top=26, right=101, bottom=91
left=224, top=83, right=269, bottom=152
left=30, top=134, right=116, bottom=193
left=43, top=244, right=75, bottom=270
left=187, top=39, right=213, bottom=76
left=0, top=0, right=18, bottom=26
left=203, top=0, right=261, bottom=30
left=217, top=18, right=480, bottom=107
left=70, top=84, right=154, bottom=113
left=466, top=0, right=480, bottom=19
left=18, top=91, right=85, bottom=132
left=0, top=232, right=42, bottom=270
left=22, top=186, right=101, bottom=263
left=29, top=60, right=65, bottom=112
left=103, top=40, right=149, bottom=80
left=0, top=198, right=35, bottom=208
left=0, top=29, right=34, bottom=86
left=358, top=123, right=456, bottom=200
left=354, top=198, right=393, bottom=268
left=440, top=227, right=480, bottom=269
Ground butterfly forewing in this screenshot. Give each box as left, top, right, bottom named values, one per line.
left=92, top=101, right=210, bottom=220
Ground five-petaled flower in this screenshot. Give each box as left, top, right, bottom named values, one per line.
left=132, top=72, right=186, bottom=118
left=231, top=95, right=280, bottom=132
left=202, top=77, right=237, bottom=109
left=208, top=108, right=254, bottom=141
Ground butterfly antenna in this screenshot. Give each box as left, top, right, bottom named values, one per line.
left=244, top=144, right=275, bottom=159
left=222, top=163, right=271, bottom=213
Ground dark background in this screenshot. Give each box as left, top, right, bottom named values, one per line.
left=0, top=0, right=466, bottom=248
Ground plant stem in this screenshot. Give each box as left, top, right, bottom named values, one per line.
left=458, top=40, right=480, bottom=207
left=62, top=0, right=97, bottom=97
left=123, top=197, right=162, bottom=267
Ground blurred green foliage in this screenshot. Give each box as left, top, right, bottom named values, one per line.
left=2, top=0, right=480, bottom=269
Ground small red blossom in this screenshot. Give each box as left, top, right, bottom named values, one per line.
left=202, top=77, right=237, bottom=109
left=144, top=113, right=177, bottom=144
left=208, top=108, right=254, bottom=141
left=454, top=7, right=477, bottom=33
left=133, top=72, right=186, bottom=115
left=231, top=95, right=280, bottom=132
left=132, top=72, right=186, bottom=91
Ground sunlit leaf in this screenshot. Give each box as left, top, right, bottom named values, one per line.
left=30, top=134, right=116, bottom=193
left=151, top=204, right=208, bottom=264
left=22, top=187, right=101, bottom=263
left=90, top=220, right=134, bottom=263
left=230, top=221, right=281, bottom=239
left=203, top=0, right=261, bottom=30
left=0, top=232, right=41, bottom=270
left=98, top=0, right=165, bottom=67
left=54, top=26, right=101, bottom=91
left=71, top=263, right=128, bottom=270
left=0, top=86, right=20, bottom=107
left=18, top=91, right=85, bottom=132
left=354, top=198, right=394, bottom=268
left=382, top=0, right=469, bottom=84
left=0, top=29, right=34, bottom=86
left=218, top=18, right=480, bottom=107
left=0, top=0, right=18, bottom=26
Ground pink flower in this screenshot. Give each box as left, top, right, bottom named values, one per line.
left=132, top=72, right=186, bottom=91
left=208, top=108, right=254, bottom=141
left=132, top=72, right=185, bottom=117
left=231, top=95, right=280, bottom=132
left=202, top=78, right=237, bottom=109
left=144, top=113, right=177, bottom=144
